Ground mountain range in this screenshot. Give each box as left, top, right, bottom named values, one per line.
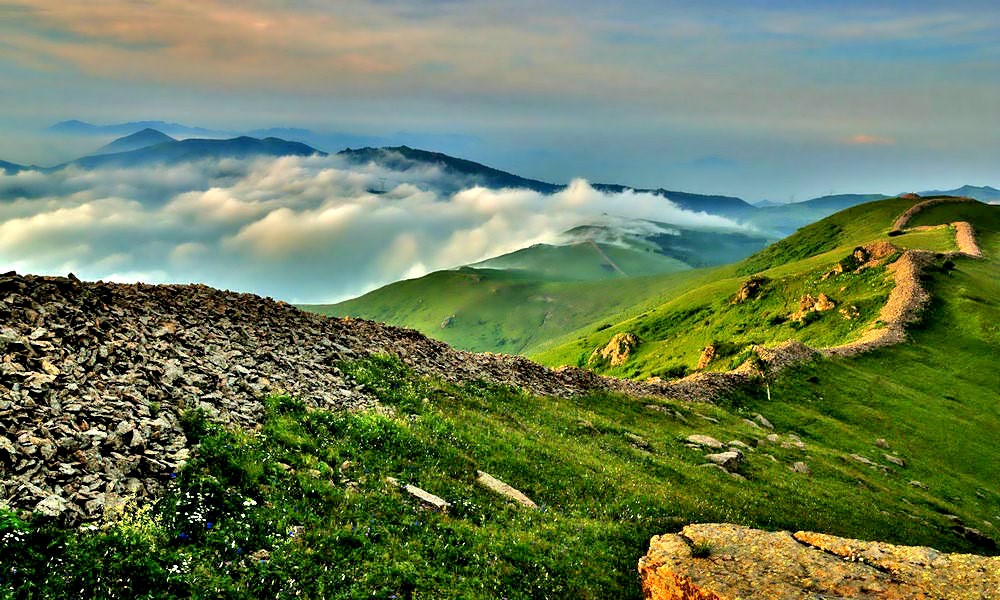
left=9, top=123, right=999, bottom=221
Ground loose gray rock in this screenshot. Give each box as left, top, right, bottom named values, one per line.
left=789, top=461, right=811, bottom=475
left=705, top=450, right=744, bottom=471
left=36, top=494, right=68, bottom=517
left=883, top=453, right=906, bottom=467
left=686, top=435, right=725, bottom=449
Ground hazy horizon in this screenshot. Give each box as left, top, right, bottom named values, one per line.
left=1, top=1, right=999, bottom=201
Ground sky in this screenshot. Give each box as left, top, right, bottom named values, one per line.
left=0, top=0, right=998, bottom=200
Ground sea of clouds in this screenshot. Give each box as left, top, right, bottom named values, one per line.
left=0, top=155, right=747, bottom=303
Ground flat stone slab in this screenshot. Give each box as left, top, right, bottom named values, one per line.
left=475, top=470, right=538, bottom=509
left=385, top=477, right=451, bottom=512
left=639, top=523, right=1000, bottom=599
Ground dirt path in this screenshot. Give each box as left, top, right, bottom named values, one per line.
left=891, top=196, right=976, bottom=232
left=586, top=239, right=628, bottom=276
left=645, top=203, right=985, bottom=401
left=952, top=221, right=982, bottom=257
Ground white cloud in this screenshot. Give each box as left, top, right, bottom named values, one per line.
left=0, top=155, right=750, bottom=303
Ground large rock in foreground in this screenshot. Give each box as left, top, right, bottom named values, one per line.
left=638, top=523, right=999, bottom=599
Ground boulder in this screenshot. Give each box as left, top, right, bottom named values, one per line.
left=753, top=413, right=773, bottom=430
left=883, top=453, right=906, bottom=467
left=589, top=332, right=640, bottom=367
left=475, top=470, right=537, bottom=509
left=789, top=461, right=810, bottom=475
left=732, top=276, right=767, bottom=304
left=685, top=435, right=724, bottom=449
left=704, top=450, right=743, bottom=471
left=695, top=345, right=716, bottom=371
left=639, top=523, right=1000, bottom=599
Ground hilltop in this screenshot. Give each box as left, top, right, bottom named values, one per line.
left=0, top=195, right=997, bottom=598
left=69, top=136, right=326, bottom=169
left=90, top=128, right=177, bottom=156
left=311, top=221, right=774, bottom=354
left=338, top=145, right=757, bottom=217
left=533, top=196, right=995, bottom=379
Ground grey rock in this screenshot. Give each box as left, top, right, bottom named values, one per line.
left=789, top=461, right=811, bottom=475
left=883, top=453, right=906, bottom=467
left=705, top=450, right=744, bottom=471
left=686, top=434, right=725, bottom=449
left=36, top=494, right=68, bottom=517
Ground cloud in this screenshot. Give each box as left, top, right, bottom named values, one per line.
left=844, top=134, right=895, bottom=146
left=0, top=155, right=752, bottom=303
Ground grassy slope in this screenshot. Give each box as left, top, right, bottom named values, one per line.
left=307, top=228, right=771, bottom=355
left=532, top=197, right=969, bottom=378
left=2, top=198, right=995, bottom=599
left=474, top=242, right=692, bottom=280
left=307, top=266, right=717, bottom=355
left=6, top=254, right=996, bottom=598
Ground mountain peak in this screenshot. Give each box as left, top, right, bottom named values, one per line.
left=89, top=128, right=177, bottom=156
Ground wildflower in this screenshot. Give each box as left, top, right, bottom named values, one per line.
left=206, top=522, right=214, bottom=529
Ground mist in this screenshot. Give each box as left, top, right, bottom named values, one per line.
left=0, top=155, right=750, bottom=303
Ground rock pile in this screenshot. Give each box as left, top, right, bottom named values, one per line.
left=0, top=272, right=680, bottom=522
left=953, top=221, right=983, bottom=257
left=731, top=276, right=767, bottom=304
left=639, top=523, right=1000, bottom=599
left=589, top=332, right=640, bottom=367
left=789, top=293, right=836, bottom=321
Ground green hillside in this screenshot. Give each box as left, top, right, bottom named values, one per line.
left=473, top=241, right=692, bottom=281
left=534, top=197, right=988, bottom=379
left=306, top=266, right=716, bottom=355
left=5, top=197, right=997, bottom=599
left=307, top=223, right=772, bottom=354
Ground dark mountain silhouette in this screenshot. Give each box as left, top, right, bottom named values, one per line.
left=0, top=160, right=25, bottom=174
left=91, top=129, right=177, bottom=156
left=339, top=145, right=560, bottom=193
left=339, top=146, right=757, bottom=217
left=48, top=119, right=230, bottom=138
left=70, top=136, right=326, bottom=169
left=920, top=185, right=1000, bottom=202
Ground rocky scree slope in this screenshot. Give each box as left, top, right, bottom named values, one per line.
left=0, top=272, right=678, bottom=522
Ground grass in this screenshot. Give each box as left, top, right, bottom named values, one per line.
left=305, top=267, right=721, bottom=356
left=735, top=197, right=921, bottom=275
left=1, top=197, right=995, bottom=598
left=534, top=250, right=905, bottom=379
left=4, top=283, right=998, bottom=598
left=304, top=226, right=772, bottom=355
left=533, top=198, right=979, bottom=378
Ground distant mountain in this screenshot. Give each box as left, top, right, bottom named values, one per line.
left=919, top=185, right=1000, bottom=203
left=91, top=129, right=177, bottom=156
left=339, top=146, right=757, bottom=217
left=339, top=145, right=561, bottom=193
left=0, top=160, right=24, bottom=174
left=48, top=120, right=231, bottom=139
left=744, top=193, right=890, bottom=235
left=592, top=183, right=756, bottom=218
left=791, top=193, right=890, bottom=211
left=69, top=136, right=326, bottom=169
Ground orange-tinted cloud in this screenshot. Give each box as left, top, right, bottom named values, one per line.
left=845, top=134, right=895, bottom=146
left=0, top=0, right=600, bottom=95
